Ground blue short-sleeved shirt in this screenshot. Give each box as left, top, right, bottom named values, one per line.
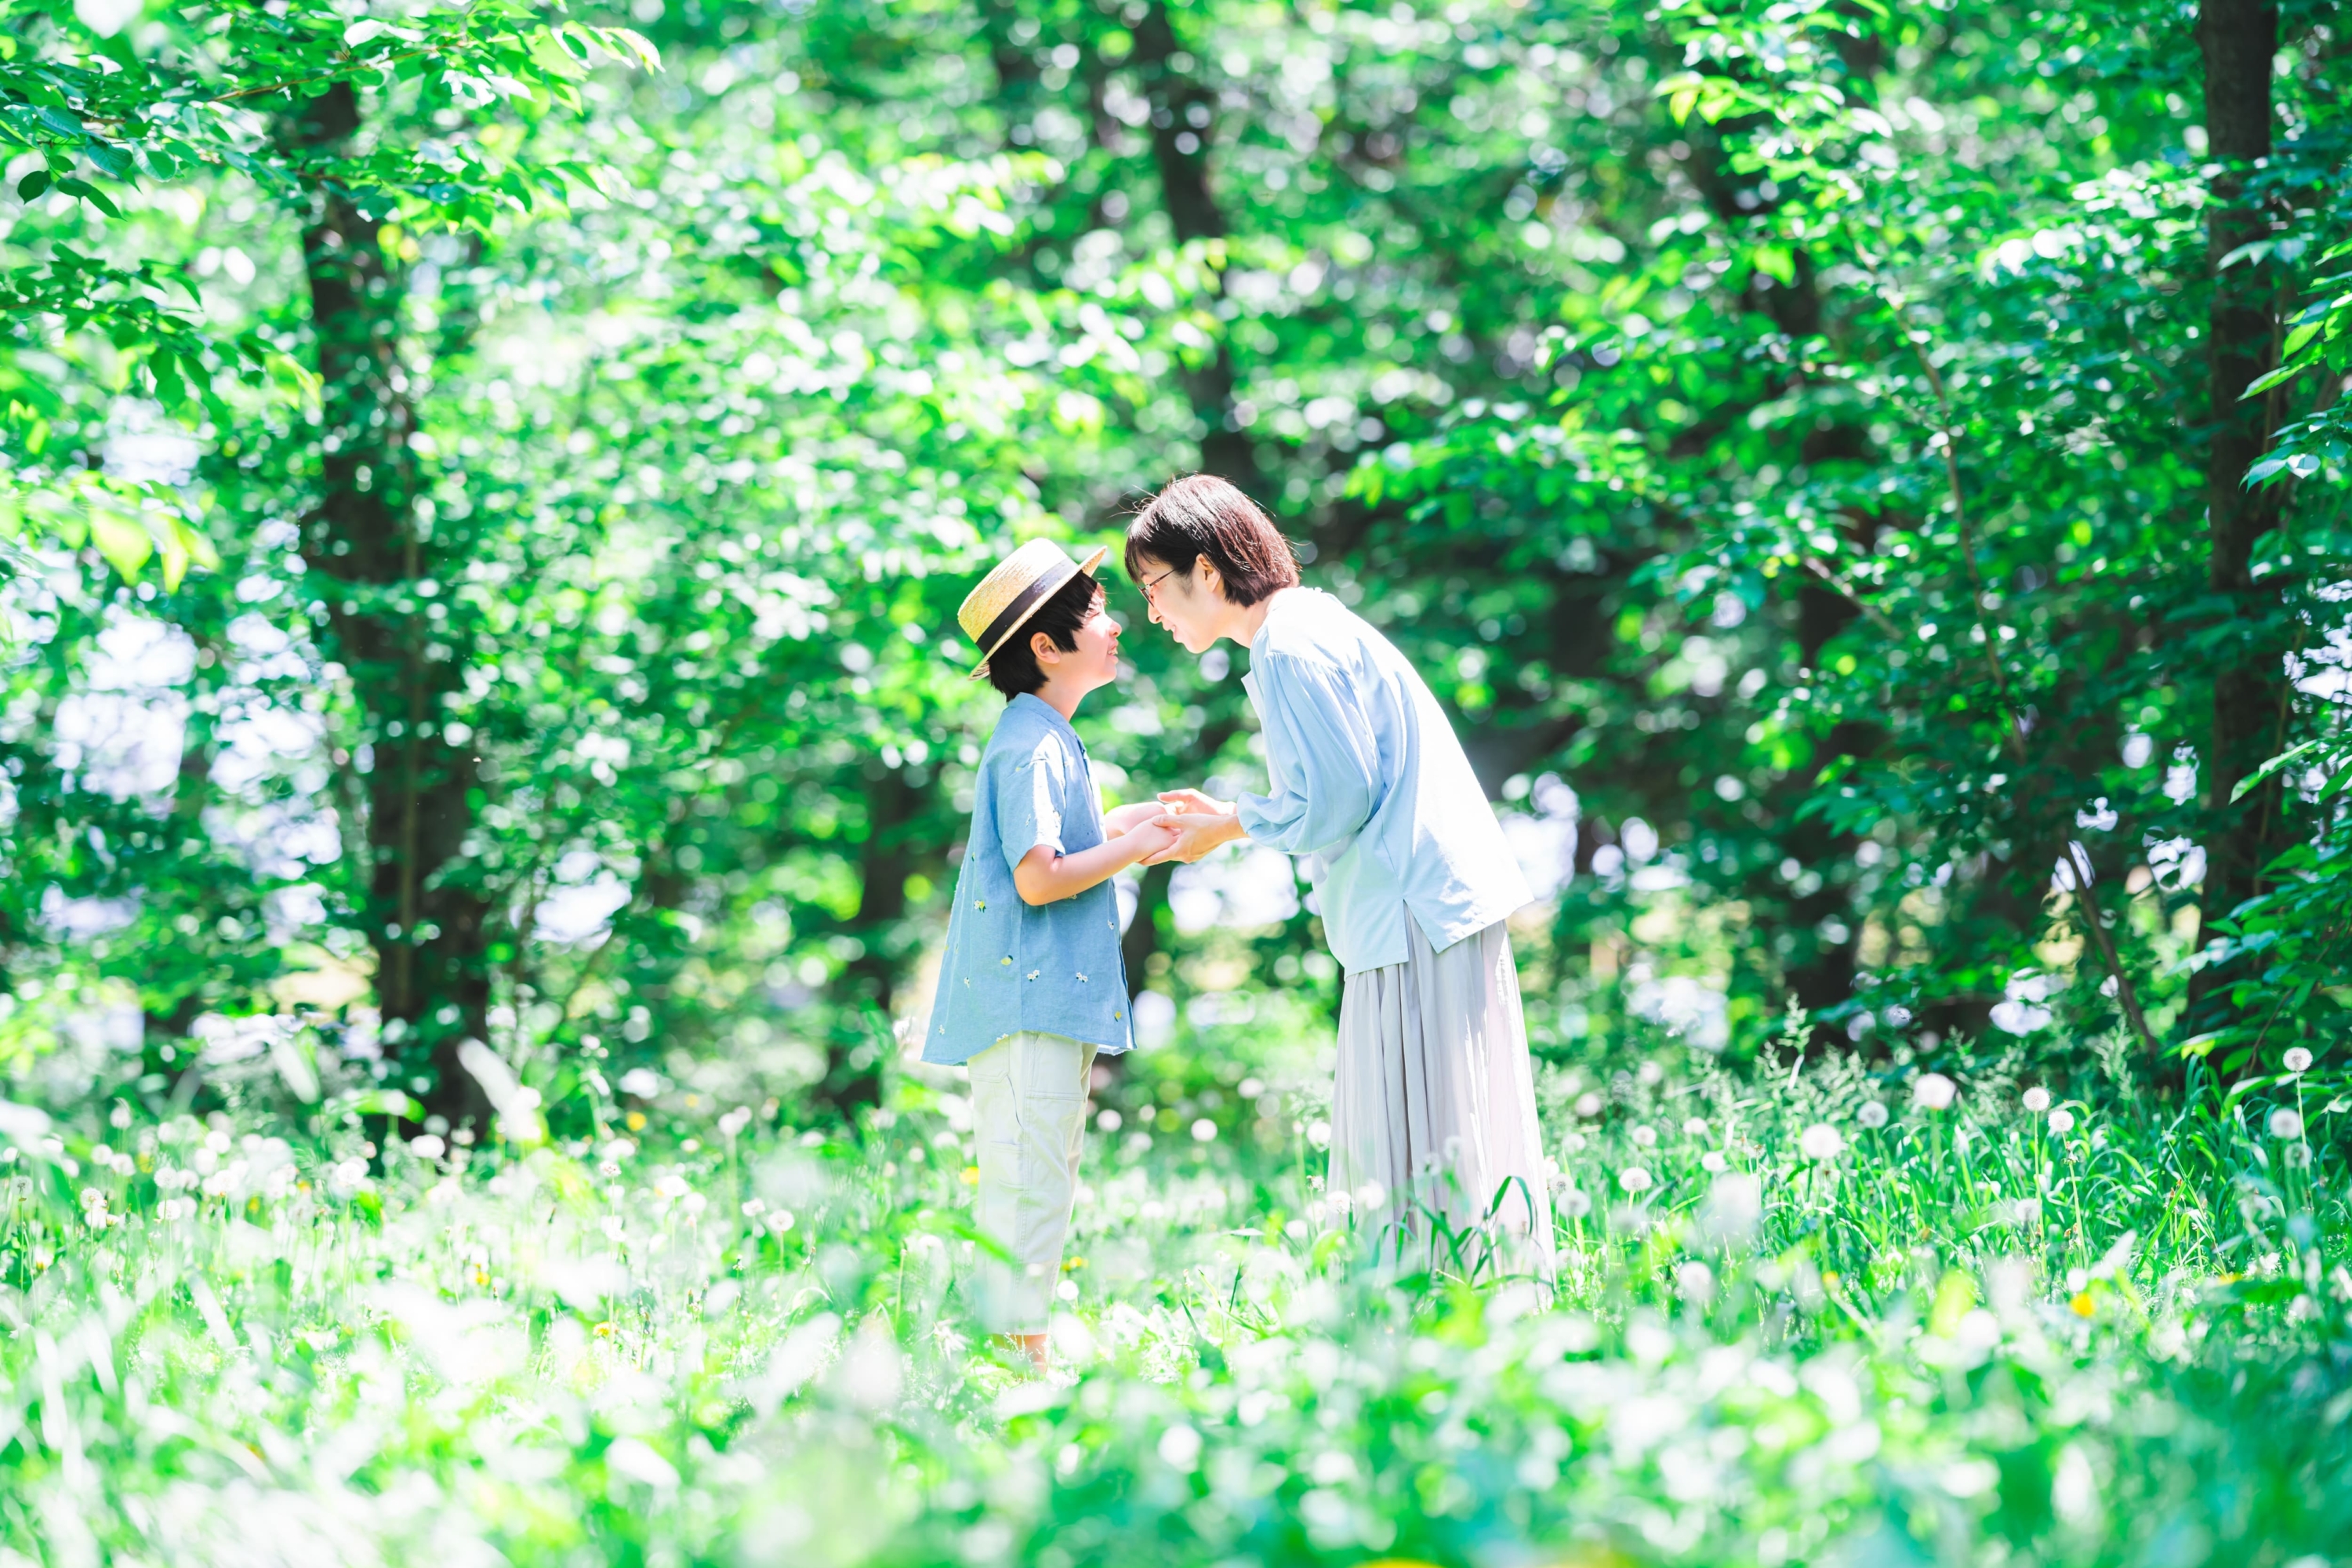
left=924, top=693, right=1132, bottom=1065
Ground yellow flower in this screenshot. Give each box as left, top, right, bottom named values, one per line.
left=2070, top=1292, right=2096, bottom=1318
left=1821, top=1270, right=1842, bottom=1290
left=961, top=1166, right=980, bottom=1185
left=626, top=1111, right=647, bottom=1131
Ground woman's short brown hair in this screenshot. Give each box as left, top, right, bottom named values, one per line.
left=1123, top=474, right=1301, bottom=606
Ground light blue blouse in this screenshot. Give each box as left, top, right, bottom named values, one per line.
left=925, top=694, right=1132, bottom=1065
left=1236, top=590, right=1533, bottom=975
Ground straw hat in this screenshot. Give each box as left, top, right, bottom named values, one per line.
left=957, top=539, right=1109, bottom=677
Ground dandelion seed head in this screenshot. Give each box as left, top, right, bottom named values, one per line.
left=2283, top=1047, right=2313, bottom=1074
left=1682, top=1117, right=1710, bottom=1137
left=2269, top=1107, right=2305, bottom=1140
left=1700, top=1149, right=1730, bottom=1173
left=1799, top=1123, right=1846, bottom=1160
left=2048, top=1109, right=2075, bottom=1134
left=1912, top=1073, right=1958, bottom=1111
left=1857, top=1102, right=1889, bottom=1129
left=1631, top=1125, right=1657, bottom=1148
left=1617, top=1166, right=1653, bottom=1194
left=2022, top=1087, right=2051, bottom=1112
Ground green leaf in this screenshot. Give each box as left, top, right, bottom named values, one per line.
left=54, top=176, right=121, bottom=218
left=15, top=169, right=48, bottom=201
left=87, top=505, right=153, bottom=579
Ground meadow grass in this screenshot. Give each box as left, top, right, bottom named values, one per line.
left=0, top=1043, right=2345, bottom=1567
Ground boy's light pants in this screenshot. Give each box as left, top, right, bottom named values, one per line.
left=967, top=1030, right=1097, bottom=1334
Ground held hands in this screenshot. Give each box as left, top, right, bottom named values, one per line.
left=1124, top=814, right=1185, bottom=862
left=1136, top=787, right=1244, bottom=866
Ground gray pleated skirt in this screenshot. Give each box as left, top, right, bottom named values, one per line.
left=1327, top=916, right=1555, bottom=1274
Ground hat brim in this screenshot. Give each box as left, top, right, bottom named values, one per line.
left=970, top=544, right=1109, bottom=678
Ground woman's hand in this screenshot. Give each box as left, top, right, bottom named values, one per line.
left=1138, top=808, right=1249, bottom=866
left=1156, top=787, right=1235, bottom=818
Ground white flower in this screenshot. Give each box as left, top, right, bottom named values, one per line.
left=1558, top=1186, right=1593, bottom=1218
left=1700, top=1149, right=1730, bottom=1174
left=1617, top=1166, right=1653, bottom=1194
left=2011, top=1197, right=2042, bottom=1226
left=1631, top=1125, right=1657, bottom=1149
left=2283, top=1047, right=2313, bottom=1074
left=1354, top=1181, right=1388, bottom=1213
left=1682, top=1117, right=1710, bottom=1137
left=1799, top=1123, right=1846, bottom=1161
left=2268, top=1107, right=2305, bottom=1140
left=1573, top=1092, right=1604, bottom=1119
left=2047, top=1109, right=2075, bottom=1135
left=2022, top=1087, right=2051, bottom=1113
left=1912, top=1073, right=1958, bottom=1110
left=327, top=1157, right=371, bottom=1199
left=1857, top=1102, right=1889, bottom=1129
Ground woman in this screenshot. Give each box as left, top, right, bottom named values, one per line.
left=1127, top=475, right=1552, bottom=1270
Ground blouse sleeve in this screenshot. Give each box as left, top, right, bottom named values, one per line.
left=995, top=735, right=1069, bottom=874
left=1236, top=652, right=1383, bottom=857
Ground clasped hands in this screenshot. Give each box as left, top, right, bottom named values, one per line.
left=1112, top=788, right=1248, bottom=867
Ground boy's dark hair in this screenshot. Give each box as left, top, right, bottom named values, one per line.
left=984, top=570, right=1102, bottom=699
left=1123, top=474, right=1300, bottom=606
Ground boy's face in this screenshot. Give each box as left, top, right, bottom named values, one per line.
left=1035, top=590, right=1121, bottom=692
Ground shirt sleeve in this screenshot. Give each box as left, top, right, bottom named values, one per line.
left=1236, top=652, right=1383, bottom=857
left=996, top=734, right=1069, bottom=874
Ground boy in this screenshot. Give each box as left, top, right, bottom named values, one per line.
left=927, top=539, right=1179, bottom=1370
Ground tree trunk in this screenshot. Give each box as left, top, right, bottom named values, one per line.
left=2187, top=0, right=2286, bottom=1054
left=288, top=83, right=491, bottom=1128
left=1134, top=1, right=1265, bottom=498
left=1120, top=858, right=1176, bottom=1000
left=822, top=761, right=929, bottom=1118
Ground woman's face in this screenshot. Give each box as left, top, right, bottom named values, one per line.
left=1134, top=555, right=1222, bottom=654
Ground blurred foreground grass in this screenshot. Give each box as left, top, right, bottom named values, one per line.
left=0, top=1046, right=2347, bottom=1567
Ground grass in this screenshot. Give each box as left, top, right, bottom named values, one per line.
left=0, top=1038, right=2346, bottom=1567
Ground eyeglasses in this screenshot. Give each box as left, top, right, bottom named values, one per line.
left=1138, top=566, right=1178, bottom=606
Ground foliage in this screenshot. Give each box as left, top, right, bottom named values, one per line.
left=0, top=2, right=2347, bottom=1555
left=0, top=1, right=653, bottom=573
left=0, top=1044, right=2346, bottom=1564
